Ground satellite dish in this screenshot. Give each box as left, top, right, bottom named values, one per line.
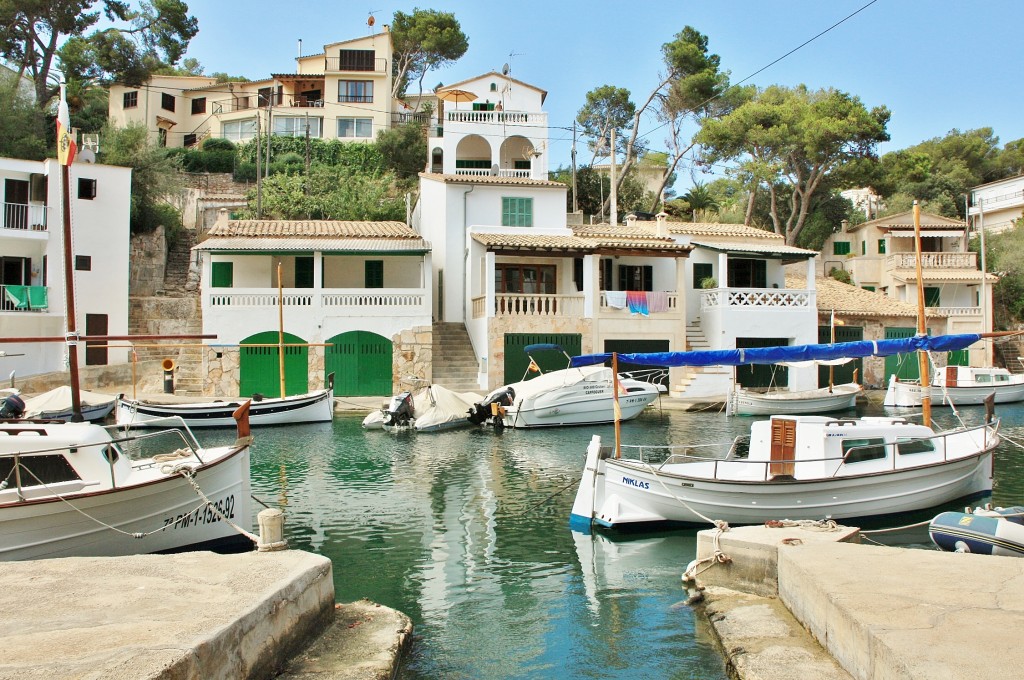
left=78, top=148, right=96, bottom=164
left=502, top=63, right=510, bottom=76
left=368, top=15, right=375, bottom=27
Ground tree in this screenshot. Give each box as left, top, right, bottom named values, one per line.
left=98, top=122, right=184, bottom=234
left=376, top=116, right=429, bottom=180
left=550, top=165, right=652, bottom=219
left=576, top=85, right=636, bottom=166
left=390, top=8, right=468, bottom=99
left=0, top=72, right=47, bottom=159
left=0, top=0, right=198, bottom=110
left=697, top=85, right=890, bottom=245
left=680, top=181, right=719, bottom=221
left=983, top=223, right=1024, bottom=327
left=250, top=166, right=406, bottom=221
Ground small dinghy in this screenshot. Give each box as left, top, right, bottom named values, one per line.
left=929, top=505, right=1024, bottom=557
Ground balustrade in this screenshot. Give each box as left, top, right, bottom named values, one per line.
left=886, top=252, right=977, bottom=269
left=701, top=288, right=812, bottom=309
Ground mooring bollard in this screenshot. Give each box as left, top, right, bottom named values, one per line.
left=257, top=507, right=288, bottom=552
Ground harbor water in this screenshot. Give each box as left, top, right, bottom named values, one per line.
left=211, top=399, right=1024, bottom=679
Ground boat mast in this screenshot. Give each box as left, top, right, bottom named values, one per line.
left=913, top=201, right=932, bottom=424
left=612, top=352, right=621, bottom=459
left=57, top=81, right=83, bottom=422
left=277, top=261, right=286, bottom=397
left=977, top=197, right=990, bottom=366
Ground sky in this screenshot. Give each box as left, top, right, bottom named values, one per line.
left=179, top=0, right=1024, bottom=192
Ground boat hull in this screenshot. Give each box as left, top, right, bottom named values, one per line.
left=0, top=444, right=253, bottom=561
left=731, top=384, right=861, bottom=416
left=929, top=507, right=1024, bottom=557
left=932, top=383, right=1024, bottom=405
left=505, top=389, right=657, bottom=428
left=117, top=389, right=334, bottom=428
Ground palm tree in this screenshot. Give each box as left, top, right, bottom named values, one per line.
left=682, top=182, right=720, bottom=221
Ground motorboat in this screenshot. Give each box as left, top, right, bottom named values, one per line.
left=0, top=404, right=254, bottom=561
left=929, top=505, right=1024, bottom=557
left=570, top=413, right=999, bottom=530
left=728, top=382, right=862, bottom=416
left=116, top=374, right=335, bottom=428
left=885, top=365, right=1024, bottom=408
left=362, top=384, right=483, bottom=433
left=20, top=385, right=117, bottom=422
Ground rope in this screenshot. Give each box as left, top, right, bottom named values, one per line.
left=153, top=448, right=193, bottom=463
left=174, top=465, right=260, bottom=544
left=638, top=459, right=723, bottom=526
left=682, top=520, right=732, bottom=583
left=763, top=518, right=842, bottom=532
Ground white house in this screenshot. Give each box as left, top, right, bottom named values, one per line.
left=1, top=156, right=132, bottom=378
left=969, top=174, right=1024, bottom=235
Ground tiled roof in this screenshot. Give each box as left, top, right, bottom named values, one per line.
left=194, top=237, right=428, bottom=253
left=418, top=173, right=565, bottom=187
left=206, top=220, right=421, bottom=239
left=890, top=269, right=999, bottom=282
left=691, top=240, right=818, bottom=257
left=667, top=222, right=782, bottom=239
left=849, top=210, right=967, bottom=231
left=786, top=274, right=942, bottom=318
left=471, top=231, right=691, bottom=253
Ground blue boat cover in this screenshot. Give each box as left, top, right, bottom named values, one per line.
left=568, top=333, right=982, bottom=368
left=524, top=343, right=565, bottom=354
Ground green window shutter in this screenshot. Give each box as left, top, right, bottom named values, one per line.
left=501, top=197, right=533, bottom=227
left=693, top=262, right=713, bottom=289
left=295, top=257, right=314, bottom=288
left=924, top=287, right=941, bottom=307
left=833, top=241, right=851, bottom=255
left=863, top=285, right=875, bottom=292
left=365, top=260, right=384, bottom=288
left=878, top=239, right=886, bottom=254
left=861, top=241, right=866, bottom=255
left=211, top=262, right=233, bottom=288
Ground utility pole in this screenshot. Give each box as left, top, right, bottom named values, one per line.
left=255, top=113, right=262, bottom=218
left=609, top=127, right=617, bottom=226
left=304, top=112, right=311, bottom=178
left=571, top=122, right=578, bottom=214
left=265, top=94, right=273, bottom=179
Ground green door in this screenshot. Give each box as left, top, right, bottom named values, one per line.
left=503, top=333, right=582, bottom=384
left=240, top=331, right=309, bottom=398
left=818, top=325, right=864, bottom=387
left=884, top=327, right=921, bottom=382
left=947, top=349, right=970, bottom=366
left=604, top=339, right=671, bottom=389
left=735, top=337, right=789, bottom=388
left=325, top=331, right=392, bottom=396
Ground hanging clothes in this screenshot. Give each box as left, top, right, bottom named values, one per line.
left=605, top=290, right=627, bottom=309
left=626, top=291, right=648, bottom=316
left=647, top=291, right=669, bottom=314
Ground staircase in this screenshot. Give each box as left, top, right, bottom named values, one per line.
left=161, top=229, right=198, bottom=295
left=669, top=320, right=732, bottom=399
left=994, top=336, right=1024, bottom=372
left=431, top=322, right=483, bottom=392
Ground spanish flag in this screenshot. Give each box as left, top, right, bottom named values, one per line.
left=56, top=82, right=77, bottom=167
left=528, top=359, right=540, bottom=373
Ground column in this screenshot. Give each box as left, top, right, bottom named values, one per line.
left=485, top=251, right=496, bottom=319
left=583, top=254, right=598, bottom=318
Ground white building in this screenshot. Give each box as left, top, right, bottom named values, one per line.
left=1, top=157, right=132, bottom=377
left=969, top=174, right=1024, bottom=235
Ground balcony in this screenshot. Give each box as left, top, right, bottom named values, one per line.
left=1, top=284, right=49, bottom=312
left=927, top=306, right=983, bottom=317
left=701, top=288, right=813, bottom=309
left=886, top=252, right=977, bottom=269
left=445, top=110, right=545, bottom=126
left=454, top=168, right=531, bottom=178
left=324, top=56, right=387, bottom=73
left=207, top=288, right=428, bottom=317
left=472, top=294, right=584, bottom=319
left=3, top=202, right=48, bottom=232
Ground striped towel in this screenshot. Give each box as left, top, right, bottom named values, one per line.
left=605, top=290, right=627, bottom=309
left=647, top=291, right=669, bottom=313
left=626, top=291, right=648, bottom=315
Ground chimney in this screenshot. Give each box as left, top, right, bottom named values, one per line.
left=297, top=39, right=302, bottom=59
left=625, top=213, right=636, bottom=228
left=841, top=219, right=849, bottom=232
left=656, top=211, right=668, bottom=238
left=217, top=208, right=230, bottom=229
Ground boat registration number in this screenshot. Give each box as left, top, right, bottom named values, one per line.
left=163, top=495, right=236, bottom=530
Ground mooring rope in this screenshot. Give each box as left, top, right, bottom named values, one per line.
left=763, top=518, right=842, bottom=532
left=174, top=465, right=259, bottom=544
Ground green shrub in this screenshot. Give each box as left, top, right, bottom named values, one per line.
left=201, top=137, right=236, bottom=152
left=828, top=267, right=853, bottom=285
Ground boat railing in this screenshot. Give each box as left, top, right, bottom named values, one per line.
left=108, top=420, right=204, bottom=465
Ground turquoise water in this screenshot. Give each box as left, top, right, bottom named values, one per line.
left=210, top=401, right=1024, bottom=679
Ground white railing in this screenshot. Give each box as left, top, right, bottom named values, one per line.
left=322, top=291, right=426, bottom=310
left=475, top=294, right=584, bottom=318
left=453, top=168, right=533, bottom=178
left=446, top=110, right=543, bottom=125
left=886, top=252, right=977, bottom=269
left=701, top=288, right=813, bottom=309
left=598, top=291, right=680, bottom=314
left=207, top=288, right=428, bottom=315
left=209, top=292, right=313, bottom=307
left=3, top=203, right=48, bottom=232
left=498, top=169, right=530, bottom=178
left=928, top=306, right=983, bottom=317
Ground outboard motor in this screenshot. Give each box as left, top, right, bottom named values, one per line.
left=0, top=394, right=26, bottom=419
left=383, top=391, right=415, bottom=427
left=467, top=387, right=516, bottom=426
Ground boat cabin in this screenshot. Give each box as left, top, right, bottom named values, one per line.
left=934, top=365, right=1022, bottom=388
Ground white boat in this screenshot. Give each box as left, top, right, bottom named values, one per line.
left=20, top=385, right=117, bottom=422
left=116, top=375, right=334, bottom=428
left=570, top=414, right=999, bottom=530
left=929, top=505, right=1024, bottom=557
left=0, top=406, right=254, bottom=561
left=362, top=384, right=483, bottom=433
left=728, top=382, right=862, bottom=416
left=885, top=365, right=1024, bottom=408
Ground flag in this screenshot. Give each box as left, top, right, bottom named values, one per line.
left=57, top=82, right=77, bottom=166
left=527, top=359, right=540, bottom=373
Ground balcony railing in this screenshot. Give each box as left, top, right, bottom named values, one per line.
left=207, top=288, right=428, bottom=316
left=3, top=203, right=48, bottom=232
left=473, top=294, right=584, bottom=318
left=598, top=291, right=680, bottom=314
left=1, top=284, right=49, bottom=312
left=927, top=306, right=983, bottom=317
left=886, top=252, right=977, bottom=269
left=445, top=110, right=544, bottom=126
left=324, top=56, right=387, bottom=73
left=453, top=168, right=531, bottom=178
left=701, top=288, right=813, bottom=309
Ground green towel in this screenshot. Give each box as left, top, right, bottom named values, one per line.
left=4, top=285, right=28, bottom=309
left=27, top=285, right=47, bottom=310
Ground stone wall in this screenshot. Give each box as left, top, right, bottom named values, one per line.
left=204, top=346, right=240, bottom=397
left=129, top=226, right=166, bottom=297
left=182, top=173, right=252, bottom=194
left=12, top=360, right=167, bottom=395
left=393, top=325, right=433, bottom=388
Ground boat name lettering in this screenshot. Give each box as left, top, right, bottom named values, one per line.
left=622, top=476, right=650, bottom=490
left=163, top=495, right=236, bottom=530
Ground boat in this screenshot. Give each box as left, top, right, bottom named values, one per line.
left=571, top=413, right=999, bottom=530
left=929, top=505, right=1024, bottom=557
left=0, top=404, right=255, bottom=561
left=20, top=385, right=117, bottom=422
left=362, top=384, right=483, bottom=433
left=884, top=364, right=1024, bottom=408
left=116, top=377, right=335, bottom=429
left=728, top=382, right=862, bottom=416
left=466, top=344, right=663, bottom=430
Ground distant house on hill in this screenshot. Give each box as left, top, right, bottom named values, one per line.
left=969, top=174, right=1024, bottom=235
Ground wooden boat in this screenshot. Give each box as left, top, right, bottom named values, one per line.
left=21, top=385, right=117, bottom=422
left=885, top=365, right=1024, bottom=407
left=728, top=382, right=862, bottom=416
left=571, top=413, right=999, bottom=530
left=0, top=404, right=254, bottom=561
left=929, top=505, right=1024, bottom=557
left=116, top=379, right=334, bottom=429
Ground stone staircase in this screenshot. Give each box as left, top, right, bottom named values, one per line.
left=431, top=322, right=483, bottom=392
left=161, top=229, right=198, bottom=295
left=669, top=320, right=732, bottom=399
left=993, top=335, right=1024, bottom=372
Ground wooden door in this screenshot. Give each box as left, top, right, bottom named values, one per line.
left=946, top=365, right=958, bottom=388
left=324, top=331, right=392, bottom=396
left=769, top=418, right=797, bottom=478
left=85, top=314, right=108, bottom=366
left=4, top=179, right=28, bottom=230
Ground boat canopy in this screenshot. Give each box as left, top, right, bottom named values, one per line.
left=524, top=344, right=565, bottom=354
left=569, top=333, right=982, bottom=368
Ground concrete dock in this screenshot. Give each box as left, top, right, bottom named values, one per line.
left=695, top=524, right=1024, bottom=679
left=0, top=550, right=411, bottom=680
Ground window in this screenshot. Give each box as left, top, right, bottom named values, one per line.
left=693, top=262, right=714, bottom=289
left=337, top=118, right=373, bottom=138
left=600, top=258, right=613, bottom=290
left=338, top=80, right=373, bottom=103
left=123, top=91, right=138, bottom=109
left=273, top=116, right=323, bottom=138
left=258, top=87, right=281, bottom=106
left=490, top=82, right=497, bottom=91
left=924, top=287, right=941, bottom=307
left=833, top=241, right=851, bottom=255
left=861, top=240, right=866, bottom=255
left=455, top=160, right=491, bottom=169
left=211, top=262, right=233, bottom=288
left=77, top=178, right=96, bottom=200
left=619, top=265, right=653, bottom=291
left=472, top=102, right=496, bottom=111
left=896, top=437, right=935, bottom=455
left=573, top=258, right=584, bottom=292
left=501, top=197, right=533, bottom=227
left=862, top=285, right=875, bottom=292
left=0, top=454, right=80, bottom=486
left=191, top=97, right=206, bottom=115
left=338, top=49, right=376, bottom=71
left=222, top=119, right=257, bottom=141
left=75, top=255, right=92, bottom=271
left=496, top=264, right=556, bottom=294
left=842, top=437, right=887, bottom=464
left=365, top=260, right=384, bottom=288
left=878, top=238, right=886, bottom=254
left=295, top=257, right=314, bottom=288
left=183, top=134, right=198, bottom=148
left=727, top=258, right=767, bottom=288
left=161, top=92, right=175, bottom=112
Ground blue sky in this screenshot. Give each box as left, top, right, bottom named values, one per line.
left=181, top=0, right=1024, bottom=191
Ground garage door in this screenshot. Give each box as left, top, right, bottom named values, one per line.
left=503, top=333, right=581, bottom=384
left=818, top=325, right=863, bottom=387
left=240, top=331, right=309, bottom=398
left=325, top=331, right=392, bottom=396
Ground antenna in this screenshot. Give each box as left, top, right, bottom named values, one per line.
left=502, top=63, right=510, bottom=76
left=367, top=9, right=380, bottom=32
